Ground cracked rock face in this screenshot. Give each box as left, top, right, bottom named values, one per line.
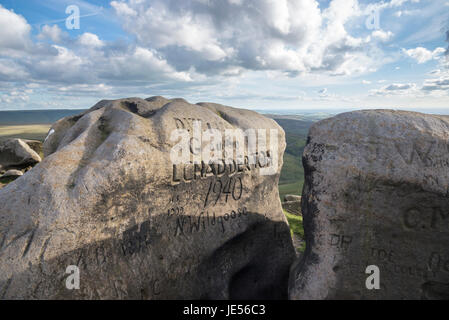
left=289, top=110, right=449, bottom=300
left=0, top=97, right=295, bottom=299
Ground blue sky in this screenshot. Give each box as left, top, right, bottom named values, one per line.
left=0, top=0, right=448, bottom=111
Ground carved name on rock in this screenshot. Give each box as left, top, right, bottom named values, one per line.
left=0, top=97, right=295, bottom=299
left=289, top=110, right=449, bottom=300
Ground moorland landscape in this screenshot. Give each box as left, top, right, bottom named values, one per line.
left=1, top=0, right=448, bottom=301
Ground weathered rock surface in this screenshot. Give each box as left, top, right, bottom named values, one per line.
left=289, top=110, right=449, bottom=300
left=0, top=138, right=41, bottom=171
left=0, top=97, right=295, bottom=299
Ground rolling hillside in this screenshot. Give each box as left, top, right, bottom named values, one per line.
left=266, top=116, right=315, bottom=200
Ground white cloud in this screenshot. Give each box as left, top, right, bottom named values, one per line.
left=422, top=76, right=449, bottom=91
left=372, top=68, right=449, bottom=98
left=371, top=82, right=418, bottom=95
left=0, top=88, right=30, bottom=105
left=0, top=59, right=29, bottom=80
left=372, top=30, right=394, bottom=42
left=394, top=9, right=417, bottom=17
left=0, top=5, right=31, bottom=53
left=78, top=33, right=104, bottom=48
left=38, top=24, right=67, bottom=43
left=404, top=47, right=446, bottom=63
left=57, top=83, right=112, bottom=95
left=110, top=1, right=137, bottom=17
left=101, top=47, right=193, bottom=82
left=384, top=83, right=416, bottom=90
left=1, top=0, right=447, bottom=110
left=112, top=1, right=229, bottom=61
left=110, top=0, right=380, bottom=76
left=367, top=0, right=420, bottom=12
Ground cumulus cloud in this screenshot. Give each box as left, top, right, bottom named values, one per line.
left=0, top=5, right=197, bottom=88
left=1, top=0, right=446, bottom=110
left=37, top=25, right=67, bottom=43
left=371, top=30, right=394, bottom=42
left=0, top=58, right=29, bottom=81
left=77, top=33, right=104, bottom=48
left=0, top=0, right=406, bottom=91
left=56, top=83, right=113, bottom=96
left=394, top=9, right=417, bottom=17
left=0, top=88, right=30, bottom=104
left=0, top=5, right=31, bottom=54
left=100, top=46, right=193, bottom=82
left=422, top=77, right=449, bottom=91
left=372, top=73, right=449, bottom=97
left=366, top=0, right=420, bottom=12
left=110, top=0, right=380, bottom=76
left=404, top=47, right=446, bottom=63
left=384, top=83, right=415, bottom=90
left=371, top=82, right=418, bottom=95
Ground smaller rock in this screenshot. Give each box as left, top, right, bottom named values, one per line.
left=1, top=169, right=23, bottom=178
left=284, top=194, right=301, bottom=202
left=282, top=195, right=301, bottom=215
left=0, top=138, right=41, bottom=170
left=282, top=200, right=301, bottom=215
left=23, top=139, right=43, bottom=155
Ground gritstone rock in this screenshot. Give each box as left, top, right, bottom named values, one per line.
left=0, top=96, right=295, bottom=299
left=289, top=110, right=449, bottom=300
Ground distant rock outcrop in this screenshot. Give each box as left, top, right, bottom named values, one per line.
left=282, top=195, right=301, bottom=215
left=284, top=195, right=301, bottom=202
left=0, top=97, right=295, bottom=299
left=289, top=110, right=449, bottom=299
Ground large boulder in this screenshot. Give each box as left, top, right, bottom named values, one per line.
left=289, top=110, right=449, bottom=300
left=0, top=97, right=295, bottom=299
left=0, top=138, right=41, bottom=170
